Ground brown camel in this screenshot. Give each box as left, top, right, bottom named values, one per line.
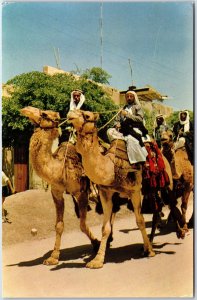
left=161, top=129, right=193, bottom=231
left=20, top=106, right=99, bottom=265
left=67, top=109, right=156, bottom=269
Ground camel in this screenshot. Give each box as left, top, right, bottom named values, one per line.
left=94, top=137, right=187, bottom=243
left=161, top=129, right=193, bottom=232
left=67, top=109, right=156, bottom=269
left=20, top=106, right=99, bottom=266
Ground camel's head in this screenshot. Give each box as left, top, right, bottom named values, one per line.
left=160, top=129, right=174, bottom=147
left=67, top=110, right=99, bottom=134
left=20, top=106, right=60, bottom=129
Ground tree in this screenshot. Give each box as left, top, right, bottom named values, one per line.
left=143, top=108, right=158, bottom=136
left=2, top=71, right=118, bottom=147
left=81, top=67, right=112, bottom=85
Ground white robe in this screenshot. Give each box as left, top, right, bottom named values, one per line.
left=107, top=128, right=148, bottom=164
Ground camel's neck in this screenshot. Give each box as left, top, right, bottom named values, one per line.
left=162, top=143, right=174, bottom=163
left=76, top=131, right=115, bottom=185
left=30, top=128, right=59, bottom=182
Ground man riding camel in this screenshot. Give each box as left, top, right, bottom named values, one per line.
left=173, top=110, right=193, bottom=165
left=107, top=90, right=148, bottom=165
left=153, top=114, right=169, bottom=148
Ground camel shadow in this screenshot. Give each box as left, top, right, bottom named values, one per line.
left=120, top=219, right=180, bottom=238
left=106, top=243, right=177, bottom=264
left=6, top=244, right=93, bottom=268
left=119, top=219, right=158, bottom=234
left=6, top=240, right=179, bottom=271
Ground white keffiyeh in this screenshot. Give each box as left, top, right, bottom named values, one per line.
left=179, top=110, right=190, bottom=132
left=69, top=91, right=85, bottom=110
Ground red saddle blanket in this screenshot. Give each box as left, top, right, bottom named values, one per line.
left=143, top=141, right=170, bottom=188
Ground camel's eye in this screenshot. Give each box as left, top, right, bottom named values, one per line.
left=84, top=113, right=91, bottom=121
left=41, top=112, right=48, bottom=118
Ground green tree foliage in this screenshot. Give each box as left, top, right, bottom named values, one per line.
left=2, top=71, right=118, bottom=147
left=81, top=67, right=112, bottom=84
left=143, top=108, right=158, bottom=136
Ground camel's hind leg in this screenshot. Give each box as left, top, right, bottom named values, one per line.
left=86, top=189, right=113, bottom=269
left=75, top=191, right=100, bottom=252
left=180, top=182, right=193, bottom=232
left=131, top=189, right=155, bottom=257
left=43, top=188, right=64, bottom=265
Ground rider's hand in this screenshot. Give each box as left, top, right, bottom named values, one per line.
left=115, top=122, right=121, bottom=129
left=178, top=129, right=184, bottom=137
left=120, top=110, right=128, bottom=117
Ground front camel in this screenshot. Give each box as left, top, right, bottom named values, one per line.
left=67, top=109, right=155, bottom=269
left=20, top=106, right=99, bottom=266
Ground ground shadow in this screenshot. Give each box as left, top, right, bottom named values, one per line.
left=6, top=239, right=179, bottom=271
left=6, top=244, right=93, bottom=268
left=119, top=219, right=181, bottom=238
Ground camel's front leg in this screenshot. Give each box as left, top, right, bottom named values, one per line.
left=131, top=190, right=155, bottom=257
left=43, top=188, right=64, bottom=265
left=86, top=189, right=113, bottom=269
left=181, top=182, right=193, bottom=231
left=76, top=191, right=100, bottom=252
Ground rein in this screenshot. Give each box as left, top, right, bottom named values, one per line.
left=37, top=110, right=59, bottom=129
left=58, top=108, right=123, bottom=132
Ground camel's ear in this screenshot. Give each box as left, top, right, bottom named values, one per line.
left=93, top=113, right=99, bottom=121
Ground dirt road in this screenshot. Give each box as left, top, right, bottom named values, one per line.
left=2, top=192, right=193, bottom=298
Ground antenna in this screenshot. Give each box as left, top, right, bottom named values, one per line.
left=53, top=47, right=61, bottom=69
left=100, top=2, right=103, bottom=69
left=74, top=63, right=81, bottom=75
left=128, top=58, right=133, bottom=85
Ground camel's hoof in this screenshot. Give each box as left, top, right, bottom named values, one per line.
left=176, top=229, right=185, bottom=239
left=144, top=249, right=156, bottom=257
left=86, top=259, right=104, bottom=269
left=183, top=224, right=189, bottom=232
left=43, top=257, right=59, bottom=265
left=92, top=239, right=100, bottom=253
left=148, top=250, right=156, bottom=257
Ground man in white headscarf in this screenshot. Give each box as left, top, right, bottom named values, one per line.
left=69, top=89, right=85, bottom=111
left=173, top=110, right=193, bottom=164
left=56, top=89, right=86, bottom=148
left=107, top=90, right=148, bottom=165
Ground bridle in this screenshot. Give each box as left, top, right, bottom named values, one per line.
left=36, top=111, right=59, bottom=129
left=76, top=111, right=98, bottom=136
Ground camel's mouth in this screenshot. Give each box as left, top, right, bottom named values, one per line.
left=161, top=138, right=168, bottom=142
left=67, top=111, right=77, bottom=119
left=21, top=106, right=40, bottom=117
left=67, top=112, right=78, bottom=124
left=67, top=117, right=74, bottom=121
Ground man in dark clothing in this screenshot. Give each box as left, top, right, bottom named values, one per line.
left=173, top=110, right=194, bottom=165
left=153, top=114, right=169, bottom=148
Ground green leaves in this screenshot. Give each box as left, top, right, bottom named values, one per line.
left=2, top=71, right=118, bottom=147
left=81, top=67, right=112, bottom=85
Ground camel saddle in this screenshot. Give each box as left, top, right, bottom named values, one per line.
left=106, top=139, right=140, bottom=182
left=53, top=142, right=84, bottom=181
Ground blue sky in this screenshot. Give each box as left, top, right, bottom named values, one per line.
left=2, top=1, right=194, bottom=111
